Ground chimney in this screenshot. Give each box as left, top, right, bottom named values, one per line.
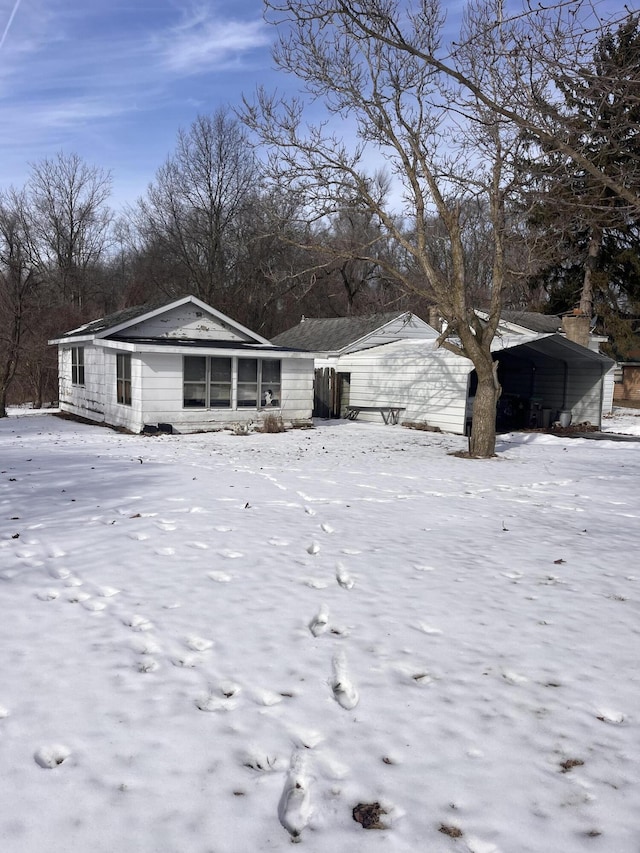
left=562, top=314, right=590, bottom=348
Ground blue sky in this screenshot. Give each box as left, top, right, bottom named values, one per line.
left=0, top=0, right=277, bottom=208
left=0, top=1, right=626, bottom=213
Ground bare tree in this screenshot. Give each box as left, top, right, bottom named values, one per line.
left=133, top=109, right=262, bottom=307
left=0, top=188, right=38, bottom=416
left=28, top=152, right=113, bottom=310
left=245, top=0, right=533, bottom=456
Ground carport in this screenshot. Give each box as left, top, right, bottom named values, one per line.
left=488, top=334, right=615, bottom=431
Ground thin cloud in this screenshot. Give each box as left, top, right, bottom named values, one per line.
left=155, top=9, right=270, bottom=75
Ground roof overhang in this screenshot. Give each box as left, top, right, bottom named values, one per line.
left=494, top=333, right=615, bottom=368
left=92, top=339, right=314, bottom=359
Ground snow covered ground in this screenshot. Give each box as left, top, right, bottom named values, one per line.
left=1, top=408, right=639, bottom=853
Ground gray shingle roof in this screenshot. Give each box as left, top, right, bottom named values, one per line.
left=271, top=312, right=405, bottom=352
left=59, top=301, right=167, bottom=338
left=500, top=311, right=562, bottom=334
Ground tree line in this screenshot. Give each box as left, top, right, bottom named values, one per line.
left=2, top=1, right=639, bottom=457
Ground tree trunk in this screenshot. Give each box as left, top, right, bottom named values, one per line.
left=579, top=228, right=602, bottom=317
left=469, top=360, right=501, bottom=457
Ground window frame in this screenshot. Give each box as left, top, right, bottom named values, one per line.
left=182, top=356, right=281, bottom=411
left=116, top=353, right=132, bottom=406
left=71, top=346, right=85, bottom=386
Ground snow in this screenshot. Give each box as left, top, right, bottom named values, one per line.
left=1, top=407, right=640, bottom=853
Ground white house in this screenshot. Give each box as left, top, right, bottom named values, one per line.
left=273, top=312, right=615, bottom=433
left=49, top=296, right=314, bottom=433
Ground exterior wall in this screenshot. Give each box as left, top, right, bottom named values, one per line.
left=125, top=304, right=254, bottom=342
left=58, top=344, right=107, bottom=424
left=58, top=345, right=145, bottom=431
left=342, top=315, right=438, bottom=354
left=338, top=342, right=471, bottom=434
left=137, top=352, right=314, bottom=432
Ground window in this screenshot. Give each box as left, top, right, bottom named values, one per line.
left=183, top=357, right=207, bottom=407
left=71, top=346, right=84, bottom=386
left=183, top=357, right=281, bottom=410
left=116, top=354, right=132, bottom=406
left=237, top=358, right=258, bottom=407
left=260, top=360, right=281, bottom=408
left=209, top=357, right=232, bottom=408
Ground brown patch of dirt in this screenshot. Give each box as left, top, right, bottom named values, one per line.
left=560, top=758, right=585, bottom=773
left=439, top=823, right=463, bottom=838
left=352, top=802, right=387, bottom=829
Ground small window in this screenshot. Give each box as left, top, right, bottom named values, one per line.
left=237, top=358, right=258, bottom=407
left=71, top=346, right=85, bottom=386
left=209, top=357, right=232, bottom=408
left=116, top=354, right=132, bottom=406
left=261, top=359, right=281, bottom=408
left=183, top=356, right=207, bottom=407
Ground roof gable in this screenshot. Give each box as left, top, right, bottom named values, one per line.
left=51, top=296, right=271, bottom=346
left=271, top=312, right=436, bottom=354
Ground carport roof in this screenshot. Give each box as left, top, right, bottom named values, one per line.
left=495, top=333, right=614, bottom=366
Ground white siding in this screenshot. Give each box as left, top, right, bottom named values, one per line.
left=125, top=305, right=254, bottom=342
left=58, top=344, right=107, bottom=424
left=601, top=366, right=615, bottom=417
left=138, top=353, right=313, bottom=433
left=338, top=340, right=472, bottom=434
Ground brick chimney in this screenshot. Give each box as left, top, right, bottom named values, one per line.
left=562, top=313, right=590, bottom=348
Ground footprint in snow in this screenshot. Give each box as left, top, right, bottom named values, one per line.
left=268, top=538, right=290, bottom=547
left=306, top=541, right=320, bottom=555
left=184, top=635, right=213, bottom=652
left=196, top=682, right=241, bottom=712
left=308, top=605, right=329, bottom=637
left=415, top=622, right=443, bottom=635
left=67, top=591, right=91, bottom=604
left=171, top=653, right=199, bottom=668
left=208, top=571, right=232, bottom=583
left=302, top=577, right=328, bottom=590
left=278, top=751, right=312, bottom=840
left=336, top=563, right=354, bottom=590
left=188, top=542, right=209, bottom=550
left=0, top=705, right=10, bottom=719
left=155, top=547, right=175, bottom=556
left=331, top=652, right=359, bottom=710
left=48, top=567, right=71, bottom=580
left=34, top=744, right=71, bottom=769
left=596, top=708, right=625, bottom=724
left=137, top=658, right=160, bottom=673
left=122, top=614, right=153, bottom=631
left=502, top=670, right=528, bottom=685
left=219, top=549, right=243, bottom=559
left=131, top=637, right=161, bottom=656
left=35, top=589, right=59, bottom=601
left=320, top=523, right=334, bottom=534
left=48, top=546, right=66, bottom=559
